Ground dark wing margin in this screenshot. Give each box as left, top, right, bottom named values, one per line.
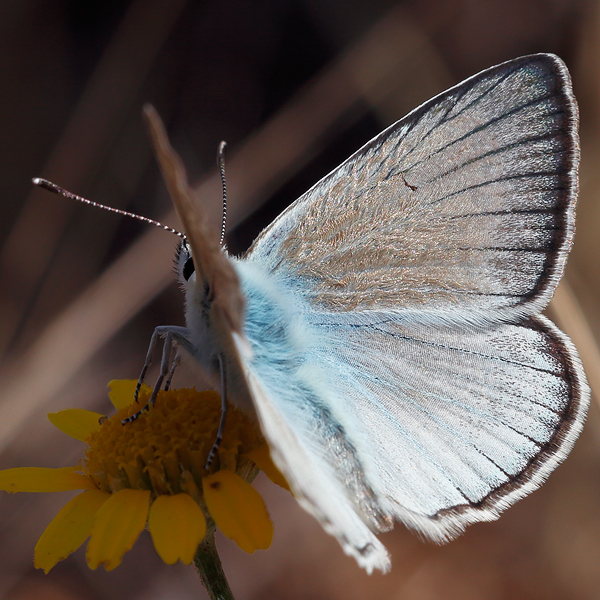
left=434, top=315, right=590, bottom=524
left=426, top=315, right=588, bottom=537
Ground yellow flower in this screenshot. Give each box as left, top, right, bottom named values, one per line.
left=0, top=380, right=288, bottom=573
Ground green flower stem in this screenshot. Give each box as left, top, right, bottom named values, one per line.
left=194, top=523, right=235, bottom=600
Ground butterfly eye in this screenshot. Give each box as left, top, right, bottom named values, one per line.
left=183, top=256, right=195, bottom=281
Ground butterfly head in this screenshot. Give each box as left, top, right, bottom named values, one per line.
left=174, top=237, right=220, bottom=338
left=174, top=238, right=213, bottom=327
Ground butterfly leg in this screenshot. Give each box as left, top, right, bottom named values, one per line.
left=123, top=330, right=177, bottom=424
left=134, top=326, right=193, bottom=402
left=123, top=326, right=193, bottom=425
left=164, top=352, right=181, bottom=391
left=133, top=328, right=161, bottom=403
left=205, top=353, right=228, bottom=470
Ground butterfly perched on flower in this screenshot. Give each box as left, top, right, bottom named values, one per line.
left=36, top=53, right=590, bottom=574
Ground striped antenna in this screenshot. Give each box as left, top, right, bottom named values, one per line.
left=32, top=178, right=185, bottom=238
left=217, top=141, right=227, bottom=246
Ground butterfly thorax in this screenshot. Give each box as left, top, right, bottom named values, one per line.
left=173, top=238, right=255, bottom=415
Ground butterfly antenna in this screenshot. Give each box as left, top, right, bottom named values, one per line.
left=32, top=178, right=185, bottom=238
left=217, top=141, right=227, bottom=246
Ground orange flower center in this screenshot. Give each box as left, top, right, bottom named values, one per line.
left=83, top=388, right=265, bottom=497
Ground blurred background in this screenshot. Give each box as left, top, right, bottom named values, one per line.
left=1, top=0, right=600, bottom=598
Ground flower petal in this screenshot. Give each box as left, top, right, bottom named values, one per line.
left=203, top=470, right=273, bottom=553
left=0, top=467, right=94, bottom=492
left=149, top=494, right=206, bottom=565
left=34, top=490, right=110, bottom=573
left=108, top=380, right=151, bottom=410
left=48, top=409, right=104, bottom=441
left=244, top=445, right=290, bottom=491
left=86, top=488, right=150, bottom=571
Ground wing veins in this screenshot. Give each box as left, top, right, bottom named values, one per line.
left=364, top=374, right=515, bottom=484
left=347, top=377, right=481, bottom=503
left=352, top=377, right=474, bottom=504
left=366, top=323, right=565, bottom=378
left=395, top=66, right=520, bottom=167
left=401, top=99, right=562, bottom=183
left=356, top=350, right=552, bottom=444
left=426, top=171, right=564, bottom=207
left=317, top=318, right=570, bottom=385
left=452, top=247, right=551, bottom=253
left=399, top=381, right=542, bottom=456
left=406, top=130, right=563, bottom=190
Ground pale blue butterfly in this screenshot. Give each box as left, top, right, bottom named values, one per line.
left=35, top=53, right=589, bottom=573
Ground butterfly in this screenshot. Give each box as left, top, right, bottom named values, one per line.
left=35, top=53, right=589, bottom=573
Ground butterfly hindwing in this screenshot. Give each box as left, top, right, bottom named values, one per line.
left=306, top=311, right=588, bottom=539
left=233, top=253, right=588, bottom=564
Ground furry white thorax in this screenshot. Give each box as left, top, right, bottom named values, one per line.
left=175, top=244, right=256, bottom=413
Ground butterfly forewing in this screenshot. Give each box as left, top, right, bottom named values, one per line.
left=246, top=54, right=578, bottom=323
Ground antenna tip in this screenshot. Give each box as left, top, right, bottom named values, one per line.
left=32, top=178, right=57, bottom=194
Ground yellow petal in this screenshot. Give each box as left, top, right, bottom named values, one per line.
left=203, top=470, right=273, bottom=553
left=108, top=380, right=151, bottom=410
left=0, top=467, right=94, bottom=492
left=149, top=494, right=206, bottom=565
left=34, top=490, right=110, bottom=573
left=48, top=409, right=104, bottom=441
left=86, top=488, right=150, bottom=571
left=244, top=444, right=290, bottom=491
